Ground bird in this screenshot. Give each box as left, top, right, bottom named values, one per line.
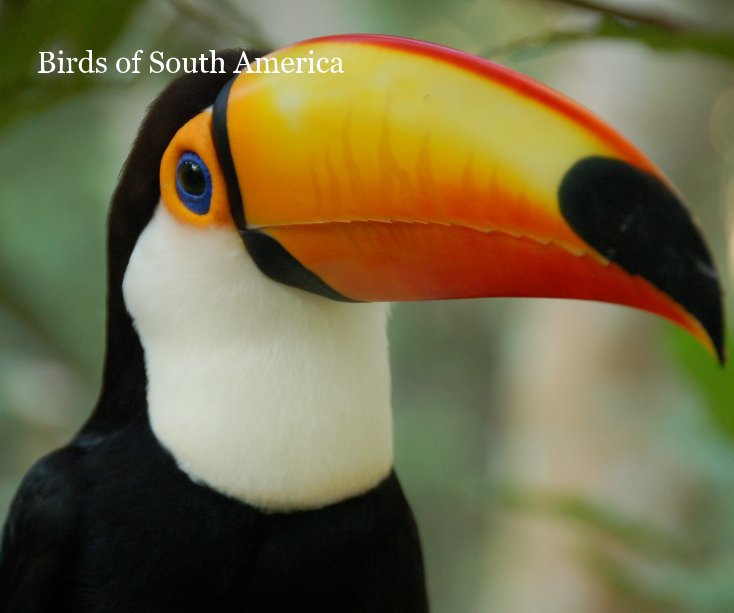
left=0, top=34, right=724, bottom=612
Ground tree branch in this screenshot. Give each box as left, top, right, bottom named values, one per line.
left=168, top=0, right=273, bottom=51
left=484, top=1, right=734, bottom=66
left=544, top=0, right=699, bottom=32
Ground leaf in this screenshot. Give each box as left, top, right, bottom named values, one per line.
left=498, top=486, right=690, bottom=559
left=592, top=15, right=734, bottom=65
left=0, top=0, right=146, bottom=132
left=668, top=327, right=734, bottom=442
left=487, top=15, right=734, bottom=67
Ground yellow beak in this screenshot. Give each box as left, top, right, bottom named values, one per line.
left=202, top=35, right=724, bottom=360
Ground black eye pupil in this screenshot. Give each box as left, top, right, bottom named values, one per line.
left=175, top=152, right=212, bottom=215
left=178, top=160, right=206, bottom=196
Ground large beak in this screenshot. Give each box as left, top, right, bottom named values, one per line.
left=212, top=34, right=725, bottom=361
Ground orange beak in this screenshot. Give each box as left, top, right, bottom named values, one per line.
left=209, top=34, right=724, bottom=361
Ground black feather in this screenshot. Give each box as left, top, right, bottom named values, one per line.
left=0, top=50, right=429, bottom=612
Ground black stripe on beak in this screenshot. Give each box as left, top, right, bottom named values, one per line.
left=560, top=156, right=725, bottom=362
left=210, top=72, right=352, bottom=302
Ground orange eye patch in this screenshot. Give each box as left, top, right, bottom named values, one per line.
left=160, top=111, right=232, bottom=227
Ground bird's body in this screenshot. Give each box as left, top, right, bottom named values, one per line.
left=0, top=35, right=723, bottom=611
left=1, top=416, right=426, bottom=612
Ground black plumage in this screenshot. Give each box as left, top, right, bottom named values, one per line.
left=1, top=417, right=426, bottom=611
left=0, top=50, right=429, bottom=612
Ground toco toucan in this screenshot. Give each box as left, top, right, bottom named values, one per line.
left=0, top=35, right=724, bottom=612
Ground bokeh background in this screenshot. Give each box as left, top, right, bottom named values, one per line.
left=1, top=1, right=733, bottom=611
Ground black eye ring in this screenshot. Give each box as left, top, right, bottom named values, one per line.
left=176, top=152, right=212, bottom=215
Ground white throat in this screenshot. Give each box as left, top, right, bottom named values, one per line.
left=123, top=207, right=393, bottom=511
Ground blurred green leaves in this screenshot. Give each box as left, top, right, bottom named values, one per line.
left=589, top=16, right=734, bottom=65
left=491, top=0, right=734, bottom=67
left=550, top=15, right=734, bottom=66
left=0, top=0, right=147, bottom=131
left=595, top=554, right=734, bottom=613
left=669, top=329, right=734, bottom=441
left=500, top=487, right=690, bottom=560
left=0, top=0, right=274, bottom=133
left=503, top=486, right=734, bottom=612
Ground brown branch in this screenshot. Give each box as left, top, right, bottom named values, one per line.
left=544, top=0, right=699, bottom=32
left=488, top=1, right=734, bottom=65
left=168, top=0, right=273, bottom=51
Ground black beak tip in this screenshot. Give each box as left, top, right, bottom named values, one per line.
left=559, top=156, right=726, bottom=365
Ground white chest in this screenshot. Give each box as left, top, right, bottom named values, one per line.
left=123, top=207, right=394, bottom=511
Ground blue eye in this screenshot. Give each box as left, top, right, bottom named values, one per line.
left=176, top=152, right=212, bottom=215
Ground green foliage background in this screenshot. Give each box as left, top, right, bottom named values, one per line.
left=1, top=1, right=732, bottom=611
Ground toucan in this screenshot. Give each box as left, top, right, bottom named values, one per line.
left=0, top=35, right=724, bottom=612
